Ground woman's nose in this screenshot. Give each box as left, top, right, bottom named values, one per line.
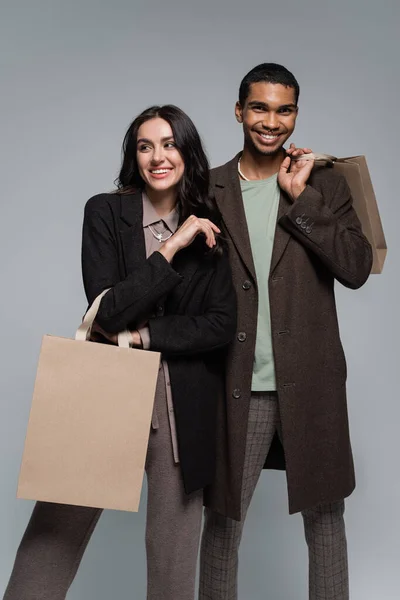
left=151, top=147, right=165, bottom=164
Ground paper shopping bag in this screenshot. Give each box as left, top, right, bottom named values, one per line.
left=294, top=153, right=387, bottom=273
left=17, top=291, right=160, bottom=512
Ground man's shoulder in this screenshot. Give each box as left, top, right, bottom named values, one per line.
left=308, top=164, right=347, bottom=193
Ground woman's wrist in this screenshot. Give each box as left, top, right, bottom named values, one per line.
left=130, top=330, right=143, bottom=348
left=158, top=239, right=179, bottom=262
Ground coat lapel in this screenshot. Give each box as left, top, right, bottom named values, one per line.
left=213, top=154, right=256, bottom=281
left=119, top=191, right=146, bottom=275
left=213, top=154, right=293, bottom=278
left=118, top=190, right=200, bottom=303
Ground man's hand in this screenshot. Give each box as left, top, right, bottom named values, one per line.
left=278, top=143, right=315, bottom=201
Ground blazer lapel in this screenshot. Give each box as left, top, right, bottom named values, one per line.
left=213, top=154, right=256, bottom=281
left=119, top=191, right=146, bottom=275
left=270, top=190, right=292, bottom=275
left=118, top=191, right=199, bottom=302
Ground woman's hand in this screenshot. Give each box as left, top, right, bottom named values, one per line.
left=158, top=215, right=221, bottom=262
left=90, top=321, right=142, bottom=347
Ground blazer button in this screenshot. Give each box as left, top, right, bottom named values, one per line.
left=295, top=216, right=302, bottom=225
left=242, top=280, right=251, bottom=290
left=156, top=305, right=164, bottom=315
left=237, top=332, right=247, bottom=342
left=232, top=388, right=241, bottom=399
left=306, top=225, right=312, bottom=234
left=300, top=221, right=307, bottom=229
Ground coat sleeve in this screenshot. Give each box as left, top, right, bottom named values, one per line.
left=146, top=253, right=237, bottom=357
left=81, top=198, right=183, bottom=333
left=279, top=173, right=373, bottom=289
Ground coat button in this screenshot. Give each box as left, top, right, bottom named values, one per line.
left=296, top=216, right=302, bottom=225
left=301, top=221, right=307, bottom=229
left=232, top=388, right=241, bottom=399
left=242, top=280, right=251, bottom=290
left=237, top=332, right=247, bottom=342
left=156, top=305, right=164, bottom=315
left=306, top=225, right=312, bottom=234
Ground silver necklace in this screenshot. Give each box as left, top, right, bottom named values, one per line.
left=238, top=157, right=250, bottom=181
left=148, top=223, right=173, bottom=243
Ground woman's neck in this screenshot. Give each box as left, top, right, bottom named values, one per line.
left=145, top=186, right=177, bottom=217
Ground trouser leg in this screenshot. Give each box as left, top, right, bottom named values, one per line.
left=3, top=502, right=102, bottom=600
left=145, top=367, right=203, bottom=600
left=302, top=500, right=348, bottom=600
left=199, top=393, right=278, bottom=600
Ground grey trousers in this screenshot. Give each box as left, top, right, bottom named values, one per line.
left=4, top=368, right=203, bottom=600
left=199, top=393, right=349, bottom=600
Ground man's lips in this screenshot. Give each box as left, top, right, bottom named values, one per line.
left=254, top=131, right=282, bottom=144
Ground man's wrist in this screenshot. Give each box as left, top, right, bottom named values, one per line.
left=290, top=184, right=307, bottom=201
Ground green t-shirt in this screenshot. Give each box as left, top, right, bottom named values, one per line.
left=241, top=174, right=280, bottom=391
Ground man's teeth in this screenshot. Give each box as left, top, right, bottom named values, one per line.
left=151, top=169, right=170, bottom=174
left=260, top=133, right=279, bottom=140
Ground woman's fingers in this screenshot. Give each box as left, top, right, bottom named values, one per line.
left=172, top=216, right=220, bottom=250
left=199, top=221, right=216, bottom=247
left=186, top=217, right=219, bottom=244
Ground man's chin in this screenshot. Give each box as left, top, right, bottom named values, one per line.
left=253, top=143, right=284, bottom=157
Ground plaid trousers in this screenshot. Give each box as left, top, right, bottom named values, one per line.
left=199, top=393, right=349, bottom=600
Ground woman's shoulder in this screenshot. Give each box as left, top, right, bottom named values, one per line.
left=84, top=192, right=120, bottom=216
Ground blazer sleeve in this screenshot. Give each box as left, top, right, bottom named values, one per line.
left=81, top=197, right=183, bottom=333
left=146, top=253, right=237, bottom=357
left=279, top=173, right=373, bottom=289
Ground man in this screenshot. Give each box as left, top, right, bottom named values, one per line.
left=200, top=63, right=372, bottom=600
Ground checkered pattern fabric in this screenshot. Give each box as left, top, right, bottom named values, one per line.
left=199, top=393, right=348, bottom=600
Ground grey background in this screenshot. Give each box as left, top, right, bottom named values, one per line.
left=0, top=1, right=398, bottom=598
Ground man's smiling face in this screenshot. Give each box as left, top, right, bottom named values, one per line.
left=235, top=82, right=298, bottom=156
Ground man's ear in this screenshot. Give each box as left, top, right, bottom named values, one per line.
left=235, top=101, right=243, bottom=123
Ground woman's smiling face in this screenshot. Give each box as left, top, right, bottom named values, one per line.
left=136, top=117, right=185, bottom=193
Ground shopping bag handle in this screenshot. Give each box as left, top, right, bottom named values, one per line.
left=75, top=289, right=131, bottom=348
left=291, top=152, right=337, bottom=164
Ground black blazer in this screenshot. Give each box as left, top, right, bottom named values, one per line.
left=81, top=191, right=237, bottom=494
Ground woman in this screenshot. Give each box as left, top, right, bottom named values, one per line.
left=3, top=105, right=237, bottom=600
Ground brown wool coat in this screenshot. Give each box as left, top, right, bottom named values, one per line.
left=204, top=153, right=373, bottom=519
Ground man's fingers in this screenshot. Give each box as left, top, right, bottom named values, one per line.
left=280, top=156, right=291, bottom=172
left=295, top=158, right=315, bottom=182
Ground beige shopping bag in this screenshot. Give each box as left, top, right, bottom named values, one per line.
left=17, top=291, right=160, bottom=512
left=293, top=153, right=387, bottom=273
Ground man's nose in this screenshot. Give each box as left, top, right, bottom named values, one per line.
left=262, top=113, right=279, bottom=130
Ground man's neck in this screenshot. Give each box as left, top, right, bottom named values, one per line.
left=239, top=146, right=285, bottom=181
left=145, top=186, right=177, bottom=218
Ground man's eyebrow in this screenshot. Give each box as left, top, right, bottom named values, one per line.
left=137, top=136, right=174, bottom=144
left=247, top=101, right=297, bottom=110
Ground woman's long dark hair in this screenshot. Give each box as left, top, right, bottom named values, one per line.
left=115, top=105, right=223, bottom=253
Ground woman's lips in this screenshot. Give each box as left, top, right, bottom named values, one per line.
left=148, top=168, right=173, bottom=179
